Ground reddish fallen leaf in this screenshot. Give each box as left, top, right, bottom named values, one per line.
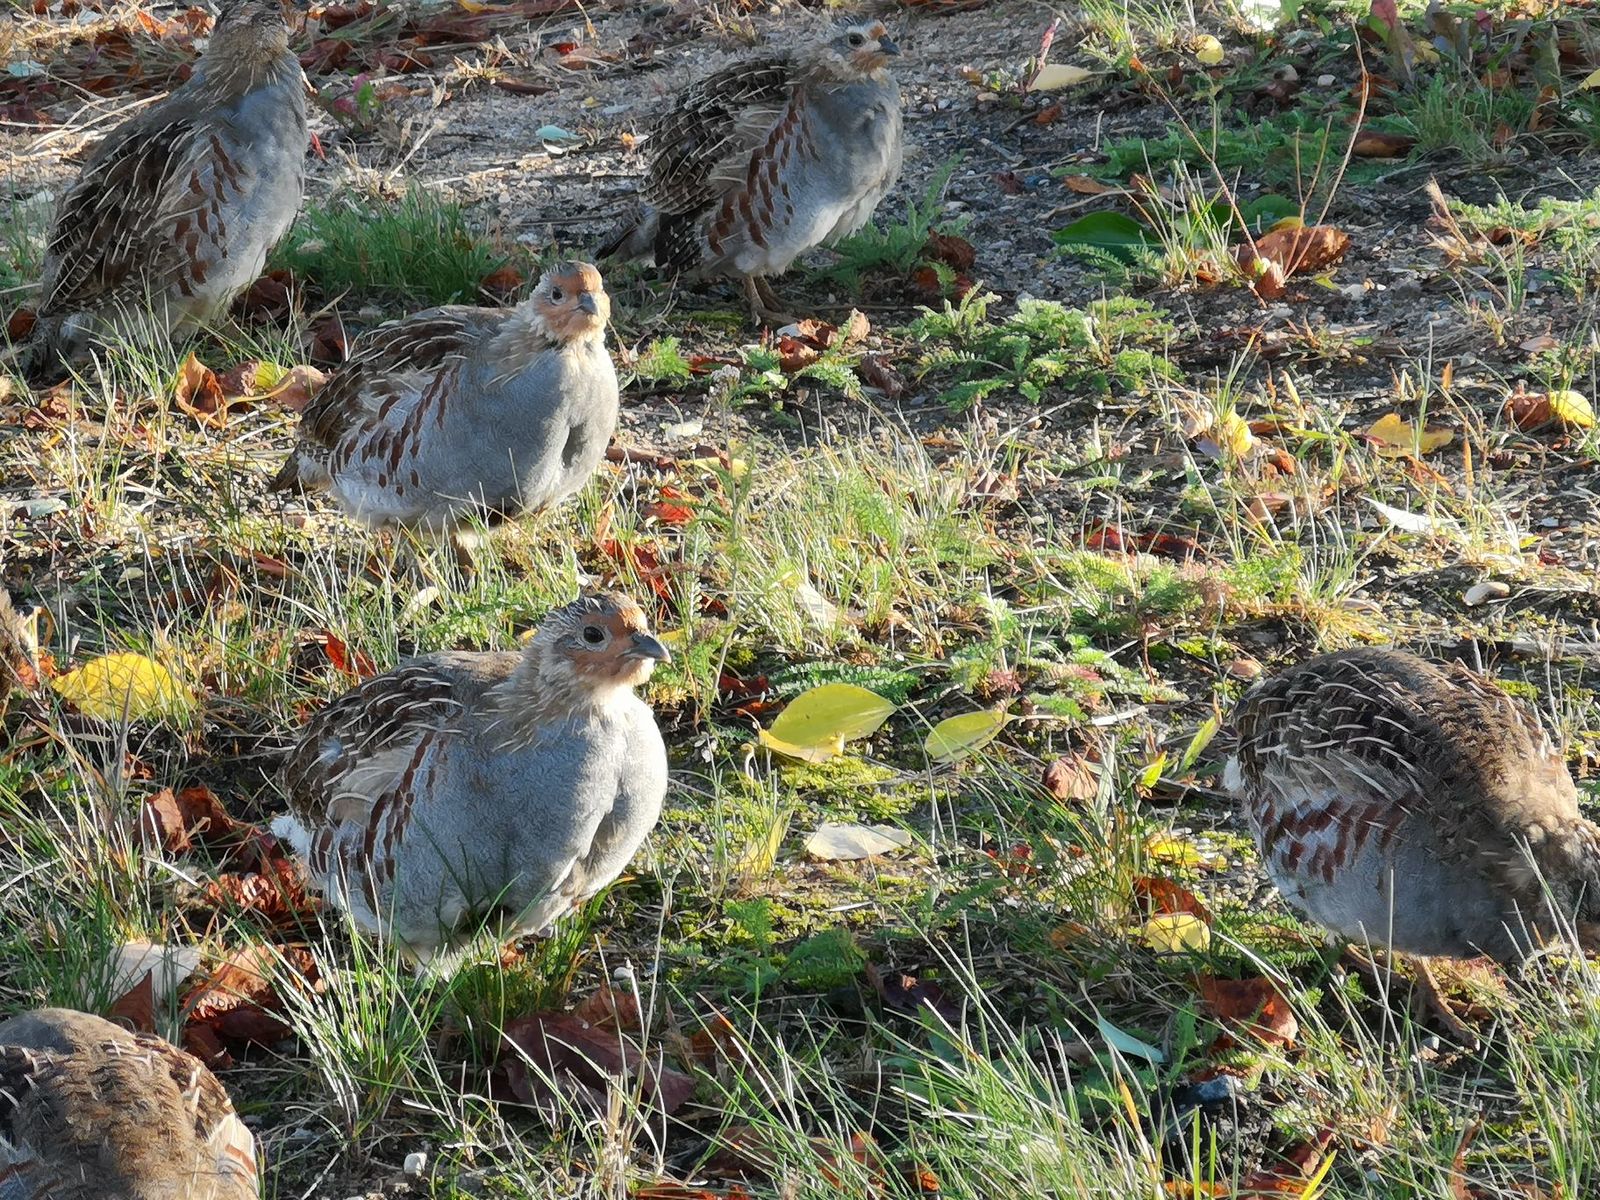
left=199, top=856, right=319, bottom=927
left=307, top=316, right=349, bottom=365
left=496, top=1011, right=694, bottom=1116
left=172, top=352, right=231, bottom=427
left=107, top=971, right=156, bottom=1034
left=1351, top=130, right=1416, bottom=158
left=138, top=785, right=248, bottom=858
left=599, top=539, right=676, bottom=604
left=1196, top=975, right=1298, bottom=1048
left=1062, top=174, right=1116, bottom=195
left=1086, top=524, right=1205, bottom=561
left=480, top=263, right=525, bottom=300
left=1043, top=754, right=1099, bottom=803
left=864, top=962, right=959, bottom=1024
left=1132, top=876, right=1213, bottom=924
left=322, top=631, right=378, bottom=679
left=183, top=944, right=317, bottom=1060
left=1233, top=1127, right=1336, bottom=1196
left=925, top=231, right=976, bottom=271
left=234, top=268, right=296, bottom=319
left=642, top=485, right=696, bottom=525
left=995, top=170, right=1026, bottom=194
left=492, top=77, right=556, bottom=96
left=985, top=841, right=1038, bottom=879
left=776, top=335, right=821, bottom=372
left=855, top=353, right=904, bottom=399
left=7, top=307, right=36, bottom=342
left=1247, top=225, right=1351, bottom=276
left=571, top=983, right=642, bottom=1032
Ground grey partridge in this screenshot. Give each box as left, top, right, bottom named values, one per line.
left=272, top=591, right=670, bottom=967
left=0, top=1007, right=257, bottom=1199
left=22, top=0, right=308, bottom=378
left=1226, top=647, right=1600, bottom=965
left=270, top=262, right=619, bottom=544
left=598, top=19, right=904, bottom=325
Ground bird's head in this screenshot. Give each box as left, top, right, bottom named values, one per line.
left=209, top=0, right=294, bottom=55
left=529, top=591, right=670, bottom=695
left=528, top=261, right=611, bottom=345
left=816, top=20, right=900, bottom=80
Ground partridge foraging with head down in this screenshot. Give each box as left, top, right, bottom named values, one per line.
left=0, top=1008, right=257, bottom=1199
left=272, top=591, right=670, bottom=967
left=598, top=19, right=904, bottom=326
left=1226, top=647, right=1600, bottom=965
left=20, top=0, right=308, bottom=378
left=270, top=262, right=619, bottom=543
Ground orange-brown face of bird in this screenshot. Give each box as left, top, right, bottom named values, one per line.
left=550, top=592, right=670, bottom=690
left=533, top=262, right=610, bottom=343
left=837, top=21, right=899, bottom=76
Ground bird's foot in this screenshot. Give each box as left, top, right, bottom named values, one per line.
left=744, top=276, right=797, bottom=328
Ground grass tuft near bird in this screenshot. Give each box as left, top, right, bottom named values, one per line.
left=270, top=261, right=618, bottom=550
left=18, top=0, right=308, bottom=379
left=271, top=591, right=670, bottom=969
left=0, top=1008, right=258, bottom=1199
left=597, top=19, right=904, bottom=326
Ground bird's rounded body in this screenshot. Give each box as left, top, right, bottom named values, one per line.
left=272, top=264, right=619, bottom=538
left=28, top=0, right=307, bottom=372
left=0, top=1008, right=257, bottom=1199
left=273, top=594, right=670, bottom=965
left=1225, top=647, right=1600, bottom=962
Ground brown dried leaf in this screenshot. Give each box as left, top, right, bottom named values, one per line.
left=1043, top=754, right=1099, bottom=803
left=1251, top=225, right=1352, bottom=275
left=172, top=352, right=230, bottom=426
left=1351, top=130, right=1416, bottom=158
left=1132, top=875, right=1213, bottom=924
left=1196, top=975, right=1298, bottom=1048
left=497, top=1011, right=694, bottom=1116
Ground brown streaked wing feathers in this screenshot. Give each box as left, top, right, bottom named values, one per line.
left=642, top=55, right=796, bottom=215
left=281, top=662, right=465, bottom=827
left=296, top=313, right=481, bottom=450
left=40, top=117, right=203, bottom=315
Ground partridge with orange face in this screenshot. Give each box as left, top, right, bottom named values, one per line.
left=21, top=0, right=307, bottom=377
left=271, top=592, right=670, bottom=966
left=1226, top=647, right=1600, bottom=963
left=271, top=262, right=618, bottom=540
left=0, top=1008, right=258, bottom=1199
left=598, top=19, right=904, bottom=325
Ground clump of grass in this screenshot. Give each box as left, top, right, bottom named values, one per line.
left=273, top=190, right=515, bottom=306
left=910, top=291, right=1181, bottom=409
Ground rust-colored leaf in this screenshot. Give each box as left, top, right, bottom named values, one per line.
left=571, top=983, right=642, bottom=1032
left=864, top=962, right=959, bottom=1023
left=1196, top=975, right=1299, bottom=1048
left=1133, top=876, right=1213, bottom=924
left=7, top=307, right=36, bottom=342
left=1351, top=130, right=1416, bottom=158
left=496, top=1011, right=694, bottom=1116
left=183, top=944, right=317, bottom=1057
left=925, top=231, right=976, bottom=271
left=856, top=353, right=904, bottom=398
left=172, top=352, right=230, bottom=427
left=1043, top=754, right=1099, bottom=802
left=322, top=631, right=378, bottom=679
left=198, top=856, right=319, bottom=927
left=1250, top=225, right=1351, bottom=275
left=479, top=264, right=525, bottom=300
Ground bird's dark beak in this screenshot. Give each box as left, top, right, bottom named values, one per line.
left=877, top=37, right=900, bottom=56
left=578, top=292, right=601, bottom=316
left=630, top=632, right=671, bottom=663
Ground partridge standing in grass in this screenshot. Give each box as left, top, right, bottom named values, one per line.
left=270, top=262, right=618, bottom=547
left=1226, top=648, right=1600, bottom=1032
left=272, top=592, right=670, bottom=967
left=20, top=0, right=308, bottom=378
left=0, top=1008, right=258, bottom=1199
left=598, top=19, right=904, bottom=326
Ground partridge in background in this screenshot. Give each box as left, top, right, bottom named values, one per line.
left=0, top=1007, right=257, bottom=1199
left=598, top=19, right=904, bottom=325
left=272, top=592, right=670, bottom=967
left=1226, top=648, right=1600, bottom=1014
left=271, top=262, right=619, bottom=543
left=20, top=0, right=308, bottom=378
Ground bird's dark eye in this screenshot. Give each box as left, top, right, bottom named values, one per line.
left=847, top=32, right=865, bottom=46
left=550, top=286, right=564, bottom=301
left=582, top=625, right=605, bottom=645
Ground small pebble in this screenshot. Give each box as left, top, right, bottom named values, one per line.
left=1317, top=73, right=1336, bottom=86
left=404, top=1151, right=428, bottom=1176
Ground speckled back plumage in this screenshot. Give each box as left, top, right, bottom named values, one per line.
left=0, top=1008, right=257, bottom=1200
left=270, top=263, right=619, bottom=537
left=271, top=593, right=670, bottom=965
left=1225, top=647, right=1600, bottom=961
left=598, top=21, right=903, bottom=282
left=24, top=0, right=307, bottom=376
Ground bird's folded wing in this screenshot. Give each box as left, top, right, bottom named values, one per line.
left=296, top=309, right=488, bottom=451
left=642, top=56, right=796, bottom=215
left=281, top=660, right=470, bottom=829
left=39, top=116, right=206, bottom=314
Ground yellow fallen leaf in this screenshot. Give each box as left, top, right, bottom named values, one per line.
left=1194, top=35, right=1225, bottom=65
left=758, top=683, right=896, bottom=763
left=1268, top=215, right=1304, bottom=233
left=1365, top=412, right=1455, bottom=457
left=1583, top=68, right=1600, bottom=91
left=1549, top=389, right=1596, bottom=430
left=1214, top=411, right=1255, bottom=457
left=1137, top=913, right=1212, bottom=954
left=1029, top=63, right=1096, bottom=91
left=1146, top=835, right=1227, bottom=870
left=51, top=653, right=187, bottom=721
left=924, top=708, right=1011, bottom=763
